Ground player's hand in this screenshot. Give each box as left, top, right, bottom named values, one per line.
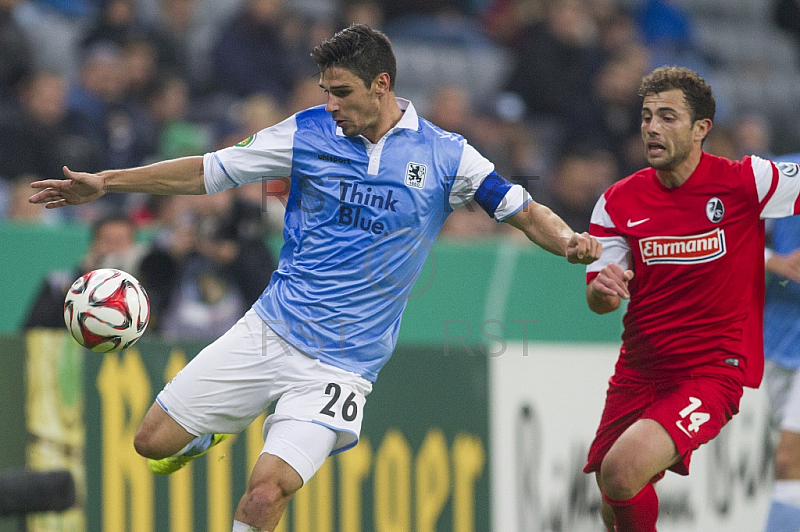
left=591, top=263, right=635, bottom=299
left=766, top=249, right=800, bottom=283
left=28, top=166, right=106, bottom=209
left=565, top=232, right=602, bottom=265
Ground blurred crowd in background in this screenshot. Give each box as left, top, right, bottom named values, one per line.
left=3, top=0, right=800, bottom=337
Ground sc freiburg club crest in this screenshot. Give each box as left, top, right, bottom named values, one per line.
left=706, top=197, right=724, bottom=223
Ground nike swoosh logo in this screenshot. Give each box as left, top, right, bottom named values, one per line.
left=675, top=420, right=692, bottom=439
left=627, top=218, right=650, bottom=227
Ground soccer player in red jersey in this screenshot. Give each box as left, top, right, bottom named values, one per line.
left=584, top=66, right=800, bottom=531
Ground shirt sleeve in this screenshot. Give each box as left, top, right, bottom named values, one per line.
left=203, top=114, right=297, bottom=194
left=448, top=142, right=494, bottom=209
left=751, top=155, right=800, bottom=218
left=448, top=142, right=531, bottom=220
left=586, top=193, right=632, bottom=282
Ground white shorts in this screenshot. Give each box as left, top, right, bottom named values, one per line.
left=764, top=359, right=800, bottom=433
left=156, top=308, right=373, bottom=456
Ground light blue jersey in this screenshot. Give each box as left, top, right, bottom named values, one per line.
left=203, top=99, right=530, bottom=381
left=764, top=217, right=800, bottom=369
left=765, top=154, right=800, bottom=369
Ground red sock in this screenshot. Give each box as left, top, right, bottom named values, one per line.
left=603, top=483, right=659, bottom=532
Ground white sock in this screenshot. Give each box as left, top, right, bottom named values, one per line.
left=232, top=520, right=261, bottom=532
left=774, top=480, right=800, bottom=507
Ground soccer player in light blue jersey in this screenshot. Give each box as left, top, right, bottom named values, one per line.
left=763, top=155, right=800, bottom=532
left=29, top=24, right=601, bottom=532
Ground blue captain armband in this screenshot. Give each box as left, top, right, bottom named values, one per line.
left=474, top=171, right=514, bottom=218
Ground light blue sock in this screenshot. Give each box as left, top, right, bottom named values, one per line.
left=765, top=500, right=800, bottom=532
left=180, top=434, right=214, bottom=457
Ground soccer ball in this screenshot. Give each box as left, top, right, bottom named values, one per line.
left=64, top=268, right=150, bottom=352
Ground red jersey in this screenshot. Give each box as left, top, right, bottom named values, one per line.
left=588, top=153, right=800, bottom=388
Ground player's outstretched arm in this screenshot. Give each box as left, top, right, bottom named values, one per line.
left=504, top=201, right=602, bottom=265
left=586, top=263, right=634, bottom=314
left=29, top=156, right=206, bottom=209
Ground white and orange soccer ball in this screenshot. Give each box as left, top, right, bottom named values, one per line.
left=64, top=268, right=150, bottom=352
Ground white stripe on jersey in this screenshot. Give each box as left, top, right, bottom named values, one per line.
left=587, top=193, right=632, bottom=274
left=449, top=143, right=495, bottom=209
left=753, top=155, right=800, bottom=218
left=752, top=155, right=774, bottom=202
left=494, top=185, right=532, bottom=221
left=203, top=115, right=297, bottom=194
left=587, top=236, right=631, bottom=274
left=590, top=193, right=614, bottom=229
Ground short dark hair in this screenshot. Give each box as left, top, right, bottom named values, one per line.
left=91, top=214, right=133, bottom=242
left=310, top=24, right=397, bottom=90
left=639, top=66, right=715, bottom=123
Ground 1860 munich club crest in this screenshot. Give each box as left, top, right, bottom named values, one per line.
left=405, top=162, right=427, bottom=189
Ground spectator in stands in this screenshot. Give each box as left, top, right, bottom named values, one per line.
left=216, top=93, right=285, bottom=150
left=150, top=0, right=199, bottom=88
left=4, top=175, right=58, bottom=222
left=703, top=125, right=739, bottom=160
left=122, top=36, right=161, bottom=103
left=425, top=85, right=475, bottom=136
left=574, top=45, right=650, bottom=175
left=340, top=0, right=385, bottom=30
left=775, top=0, right=800, bottom=66
left=636, top=0, right=692, bottom=50
left=11, top=0, right=89, bottom=81
left=592, top=2, right=642, bottom=60
left=0, top=71, right=97, bottom=185
left=481, top=0, right=547, bottom=49
left=733, top=113, right=774, bottom=159
left=82, top=0, right=183, bottom=74
left=286, top=75, right=327, bottom=115
left=0, top=0, right=33, bottom=111
left=144, top=72, right=211, bottom=160
left=504, top=0, right=603, bottom=126
left=82, top=0, right=139, bottom=49
left=24, top=214, right=145, bottom=328
left=377, top=0, right=475, bottom=25
left=66, top=42, right=155, bottom=174
left=705, top=113, right=775, bottom=162
left=635, top=0, right=709, bottom=72
left=530, top=145, right=617, bottom=233
left=210, top=0, right=296, bottom=102
left=137, top=192, right=275, bottom=339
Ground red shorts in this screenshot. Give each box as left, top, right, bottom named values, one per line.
left=584, top=372, right=743, bottom=476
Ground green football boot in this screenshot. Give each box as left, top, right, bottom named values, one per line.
left=148, top=433, right=230, bottom=475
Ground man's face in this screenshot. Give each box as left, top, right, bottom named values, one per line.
left=640, top=89, right=698, bottom=171
left=319, top=67, right=380, bottom=139
left=92, top=221, right=135, bottom=257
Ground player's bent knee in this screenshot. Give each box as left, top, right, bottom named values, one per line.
left=133, top=429, right=158, bottom=459
left=242, top=476, right=301, bottom=513
left=133, top=427, right=172, bottom=459
left=133, top=424, right=188, bottom=459
left=599, top=458, right=641, bottom=500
